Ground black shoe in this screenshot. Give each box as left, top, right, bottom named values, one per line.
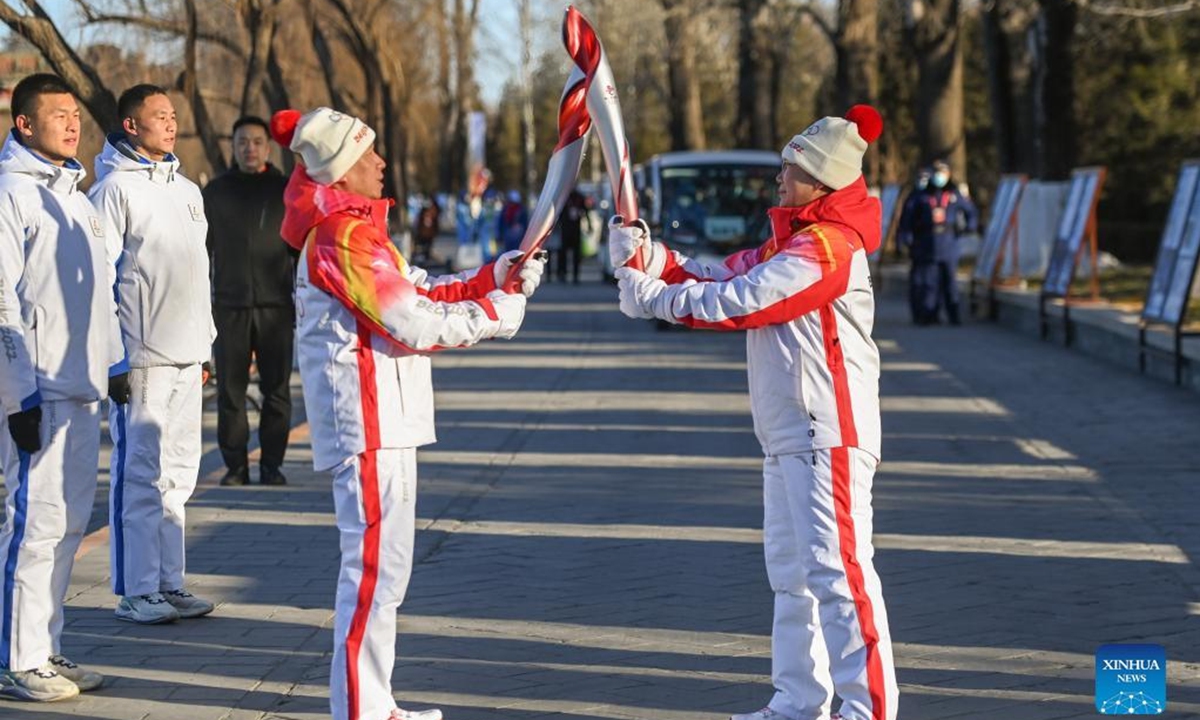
left=220, top=466, right=249, bottom=486
left=260, top=465, right=287, bottom=486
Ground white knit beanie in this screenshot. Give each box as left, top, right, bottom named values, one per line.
left=269, top=107, right=376, bottom=185
left=780, top=105, right=883, bottom=191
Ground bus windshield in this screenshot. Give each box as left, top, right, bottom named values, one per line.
left=659, top=163, right=778, bottom=250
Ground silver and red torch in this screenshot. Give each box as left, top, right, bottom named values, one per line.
left=563, top=5, right=645, bottom=270
left=502, top=59, right=593, bottom=291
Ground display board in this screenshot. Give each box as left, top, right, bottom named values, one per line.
left=1143, top=161, right=1200, bottom=326
left=973, top=175, right=1027, bottom=284
left=1042, top=167, right=1106, bottom=298
left=880, top=183, right=901, bottom=250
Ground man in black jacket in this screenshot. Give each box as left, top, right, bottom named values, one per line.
left=204, top=116, right=295, bottom=486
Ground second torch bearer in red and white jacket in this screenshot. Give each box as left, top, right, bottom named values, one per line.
left=610, top=106, right=898, bottom=720
left=272, top=106, right=543, bottom=720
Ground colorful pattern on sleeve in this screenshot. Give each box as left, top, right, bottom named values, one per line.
left=306, top=216, right=424, bottom=348
left=664, top=222, right=854, bottom=331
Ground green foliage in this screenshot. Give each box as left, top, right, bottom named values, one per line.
left=1075, top=12, right=1200, bottom=261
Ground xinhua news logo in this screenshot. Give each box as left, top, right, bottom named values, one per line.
left=1095, top=644, right=1166, bottom=715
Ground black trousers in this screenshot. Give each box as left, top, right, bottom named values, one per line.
left=214, top=305, right=294, bottom=470
left=909, top=260, right=961, bottom=325
left=557, top=232, right=582, bottom=282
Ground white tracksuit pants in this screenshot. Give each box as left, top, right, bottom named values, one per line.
left=109, top=364, right=203, bottom=597
left=0, top=400, right=100, bottom=671
left=764, top=447, right=898, bottom=720
left=330, top=448, right=418, bottom=720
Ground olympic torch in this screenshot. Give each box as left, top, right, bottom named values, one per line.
left=563, top=6, right=644, bottom=270
left=502, top=62, right=593, bottom=292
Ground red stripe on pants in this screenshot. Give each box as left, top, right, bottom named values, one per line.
left=831, top=447, right=886, bottom=720
left=347, top=324, right=383, bottom=720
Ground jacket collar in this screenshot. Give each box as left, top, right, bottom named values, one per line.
left=280, top=165, right=392, bottom=250
left=96, top=132, right=179, bottom=184
left=765, top=176, right=882, bottom=254
left=0, top=130, right=86, bottom=195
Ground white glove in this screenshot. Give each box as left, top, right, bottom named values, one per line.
left=614, top=267, right=668, bottom=321
left=493, top=250, right=547, bottom=297
left=608, top=217, right=666, bottom=277
left=487, top=289, right=526, bottom=339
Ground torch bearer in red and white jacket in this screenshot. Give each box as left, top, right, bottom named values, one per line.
left=503, top=58, right=593, bottom=291
left=563, top=5, right=646, bottom=270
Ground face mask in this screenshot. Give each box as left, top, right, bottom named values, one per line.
left=917, top=177, right=929, bottom=191
left=932, top=172, right=950, bottom=189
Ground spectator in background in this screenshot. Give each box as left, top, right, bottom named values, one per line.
left=497, top=190, right=528, bottom=253
left=203, top=115, right=294, bottom=487
left=557, top=187, right=592, bottom=284
left=897, top=160, right=977, bottom=325
left=413, top=198, right=440, bottom=265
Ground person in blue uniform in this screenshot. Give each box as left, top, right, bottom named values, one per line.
left=897, top=160, right=977, bottom=325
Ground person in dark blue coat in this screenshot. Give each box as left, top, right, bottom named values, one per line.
left=897, top=160, right=977, bottom=325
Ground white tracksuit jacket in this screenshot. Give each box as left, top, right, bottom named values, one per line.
left=281, top=169, right=517, bottom=472
left=0, top=131, right=120, bottom=672
left=89, top=135, right=213, bottom=599
left=0, top=132, right=122, bottom=411
left=88, top=134, right=215, bottom=368
left=647, top=177, right=882, bottom=459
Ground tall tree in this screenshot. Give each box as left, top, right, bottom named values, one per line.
left=661, top=0, right=707, bottom=150
left=837, top=0, right=880, bottom=182
left=904, top=0, right=967, bottom=176
left=1030, top=0, right=1076, bottom=179
left=735, top=0, right=772, bottom=148
left=182, top=0, right=227, bottom=172
left=436, top=0, right=482, bottom=193
left=321, top=0, right=413, bottom=223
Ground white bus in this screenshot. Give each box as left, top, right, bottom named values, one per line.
left=601, top=150, right=781, bottom=281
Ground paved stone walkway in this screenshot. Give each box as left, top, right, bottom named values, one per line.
left=3, top=262, right=1198, bottom=720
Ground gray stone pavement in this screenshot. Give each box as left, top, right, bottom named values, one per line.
left=2, top=259, right=1199, bottom=720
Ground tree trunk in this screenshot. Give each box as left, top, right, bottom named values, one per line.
left=519, top=0, right=536, bottom=200
left=0, top=2, right=118, bottom=129
left=262, top=29, right=291, bottom=114
left=663, top=1, right=705, bottom=151
left=436, top=0, right=455, bottom=192
left=735, top=0, right=766, bottom=147
left=452, top=0, right=479, bottom=190
left=837, top=0, right=879, bottom=183
left=982, top=0, right=1017, bottom=172
left=182, top=0, right=227, bottom=173
left=907, top=0, right=966, bottom=177
left=238, top=0, right=266, bottom=115
left=1032, top=0, right=1076, bottom=179
left=308, top=11, right=350, bottom=111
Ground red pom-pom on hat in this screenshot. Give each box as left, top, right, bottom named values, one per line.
left=270, top=109, right=302, bottom=147
left=845, top=104, right=883, bottom=144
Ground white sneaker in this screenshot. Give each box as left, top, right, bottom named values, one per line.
left=390, top=707, right=443, bottom=720
left=162, top=588, right=215, bottom=618
left=48, top=654, right=103, bottom=691
left=115, top=592, right=181, bottom=624
left=0, top=662, right=80, bottom=701
left=730, top=709, right=792, bottom=720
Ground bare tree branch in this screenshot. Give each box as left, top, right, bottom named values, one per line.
left=1078, top=0, right=1199, bottom=17
left=783, top=1, right=835, bottom=42
left=0, top=0, right=119, bottom=127
left=73, top=2, right=247, bottom=59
